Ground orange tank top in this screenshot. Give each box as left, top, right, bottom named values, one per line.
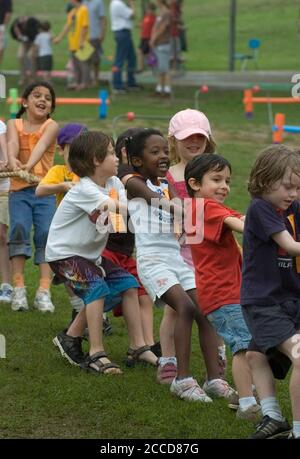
left=10, top=118, right=56, bottom=191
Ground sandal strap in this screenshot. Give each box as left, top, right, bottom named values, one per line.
left=127, top=345, right=151, bottom=359
left=88, top=351, right=107, bottom=363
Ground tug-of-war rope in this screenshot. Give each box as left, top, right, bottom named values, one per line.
left=0, top=170, right=40, bottom=184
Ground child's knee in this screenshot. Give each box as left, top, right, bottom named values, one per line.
left=246, top=350, right=266, bottom=368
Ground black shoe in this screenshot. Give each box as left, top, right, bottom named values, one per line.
left=248, top=415, right=291, bottom=439
left=53, top=329, right=86, bottom=366
left=103, top=316, right=113, bottom=336
left=150, top=341, right=162, bottom=358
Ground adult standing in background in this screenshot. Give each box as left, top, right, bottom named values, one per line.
left=54, top=0, right=90, bottom=90
left=0, top=0, right=12, bottom=68
left=109, top=0, right=139, bottom=93
left=10, top=16, right=40, bottom=85
left=84, top=0, right=106, bottom=87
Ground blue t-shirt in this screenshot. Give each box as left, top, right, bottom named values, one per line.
left=241, top=198, right=300, bottom=306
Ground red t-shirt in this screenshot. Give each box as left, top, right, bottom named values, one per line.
left=189, top=198, right=242, bottom=316
left=141, top=13, right=156, bottom=39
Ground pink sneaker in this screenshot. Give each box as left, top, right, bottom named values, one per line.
left=157, top=362, right=177, bottom=384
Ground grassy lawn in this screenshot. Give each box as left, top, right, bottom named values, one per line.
left=0, top=0, right=299, bottom=440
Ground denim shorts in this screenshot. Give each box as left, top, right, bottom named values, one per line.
left=50, top=255, right=139, bottom=312
left=207, top=304, right=252, bottom=355
left=8, top=187, right=56, bottom=264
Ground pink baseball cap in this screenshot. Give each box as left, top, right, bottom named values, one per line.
left=168, top=109, right=211, bottom=140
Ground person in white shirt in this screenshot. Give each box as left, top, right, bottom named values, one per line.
left=109, top=0, right=139, bottom=93
left=34, top=21, right=53, bottom=80
left=47, top=130, right=157, bottom=374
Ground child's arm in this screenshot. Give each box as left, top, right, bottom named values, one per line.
left=23, top=121, right=59, bottom=172
left=126, top=175, right=183, bottom=215
left=272, top=230, right=300, bottom=256
left=7, top=119, right=23, bottom=171
left=36, top=181, right=75, bottom=197
left=224, top=216, right=244, bottom=233
left=53, top=22, right=70, bottom=44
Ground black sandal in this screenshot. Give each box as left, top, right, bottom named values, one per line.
left=80, top=351, right=122, bottom=375
left=125, top=345, right=158, bottom=368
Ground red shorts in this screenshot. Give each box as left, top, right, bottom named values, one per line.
left=102, top=249, right=147, bottom=316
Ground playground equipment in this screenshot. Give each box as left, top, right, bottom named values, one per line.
left=112, top=112, right=171, bottom=140
left=7, top=89, right=110, bottom=119
left=243, top=88, right=300, bottom=118
left=234, top=38, right=261, bottom=71
left=194, top=85, right=209, bottom=110
left=272, top=113, right=300, bottom=143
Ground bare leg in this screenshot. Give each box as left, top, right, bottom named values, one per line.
left=11, top=256, right=26, bottom=284
left=161, top=285, right=196, bottom=379
left=279, top=334, right=300, bottom=420
left=122, top=288, right=157, bottom=365
left=187, top=289, right=220, bottom=380
left=246, top=351, right=276, bottom=399
left=232, top=351, right=255, bottom=398
left=160, top=304, right=176, bottom=357
left=138, top=294, right=155, bottom=345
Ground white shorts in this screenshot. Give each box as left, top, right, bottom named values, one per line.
left=136, top=251, right=196, bottom=305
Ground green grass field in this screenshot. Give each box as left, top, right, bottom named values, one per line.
left=0, top=0, right=299, bottom=440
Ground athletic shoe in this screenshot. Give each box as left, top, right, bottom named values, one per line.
left=53, top=329, right=86, bottom=366
left=236, top=404, right=262, bottom=422
left=248, top=415, right=291, bottom=439
left=170, top=377, right=213, bottom=402
left=288, top=432, right=300, bottom=439
left=33, top=288, right=55, bottom=313
left=11, top=287, right=28, bottom=311
left=203, top=378, right=237, bottom=400
left=157, top=362, right=177, bottom=384
left=0, top=283, right=13, bottom=303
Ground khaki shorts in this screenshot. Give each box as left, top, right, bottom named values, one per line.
left=0, top=193, right=9, bottom=226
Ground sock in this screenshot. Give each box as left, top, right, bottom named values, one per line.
left=158, top=356, right=177, bottom=367
left=293, top=421, right=300, bottom=438
left=260, top=397, right=284, bottom=422
left=69, top=295, right=84, bottom=311
left=239, top=396, right=257, bottom=410
left=1, top=283, right=12, bottom=290
left=176, top=376, right=193, bottom=382
left=13, top=273, right=24, bottom=288
left=39, top=277, right=51, bottom=291
left=164, top=85, right=171, bottom=94
left=156, top=84, right=162, bottom=93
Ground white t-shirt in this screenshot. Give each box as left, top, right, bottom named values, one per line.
left=46, top=176, right=126, bottom=263
left=34, top=32, right=52, bottom=57
left=109, top=0, right=133, bottom=32
left=0, top=120, right=9, bottom=192
left=128, top=179, right=180, bottom=257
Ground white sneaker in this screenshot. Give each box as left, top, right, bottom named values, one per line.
left=203, top=378, right=238, bottom=400
left=0, top=283, right=13, bottom=303
left=11, top=287, right=28, bottom=311
left=34, top=288, right=55, bottom=313
left=170, top=377, right=212, bottom=402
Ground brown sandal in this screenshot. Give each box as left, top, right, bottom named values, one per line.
left=80, top=351, right=123, bottom=375
left=125, top=345, right=158, bottom=367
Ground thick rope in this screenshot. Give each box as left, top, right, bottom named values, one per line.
left=0, top=170, right=40, bottom=184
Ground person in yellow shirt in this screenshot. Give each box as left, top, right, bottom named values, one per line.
left=53, top=0, right=90, bottom=90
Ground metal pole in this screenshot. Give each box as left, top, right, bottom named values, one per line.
left=229, top=0, right=236, bottom=71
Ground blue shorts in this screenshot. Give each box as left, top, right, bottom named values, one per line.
left=50, top=255, right=139, bottom=312
left=207, top=304, right=252, bottom=355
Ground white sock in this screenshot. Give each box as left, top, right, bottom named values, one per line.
left=1, top=283, right=12, bottom=289
left=239, top=396, right=257, bottom=410
left=164, top=85, right=171, bottom=94
left=293, top=421, right=300, bottom=438
left=260, top=397, right=284, bottom=422
left=156, top=84, right=162, bottom=92
left=159, top=356, right=177, bottom=367
left=69, top=295, right=84, bottom=311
